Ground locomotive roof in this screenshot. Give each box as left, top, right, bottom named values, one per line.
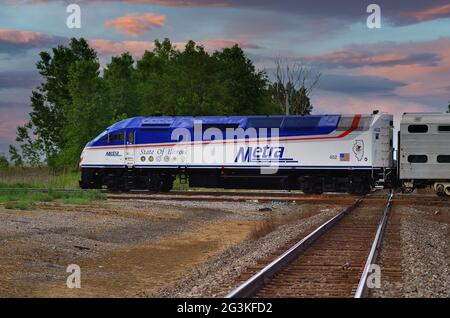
left=107, top=114, right=378, bottom=131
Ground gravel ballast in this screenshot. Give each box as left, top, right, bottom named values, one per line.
left=157, top=207, right=341, bottom=297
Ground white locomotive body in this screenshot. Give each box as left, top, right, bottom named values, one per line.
left=80, top=113, right=394, bottom=194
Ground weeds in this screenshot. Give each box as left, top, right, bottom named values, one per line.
left=0, top=188, right=106, bottom=210
left=63, top=197, right=91, bottom=205
left=0, top=167, right=79, bottom=189
left=249, top=216, right=278, bottom=240
left=4, top=201, right=35, bottom=210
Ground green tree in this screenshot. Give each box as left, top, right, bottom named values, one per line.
left=57, top=59, right=107, bottom=167
left=14, top=38, right=97, bottom=166
left=214, top=45, right=276, bottom=115
left=137, top=39, right=277, bottom=116
left=8, top=145, right=23, bottom=167
left=103, top=53, right=140, bottom=121
left=0, top=153, right=9, bottom=169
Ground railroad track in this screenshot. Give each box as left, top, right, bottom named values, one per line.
left=0, top=188, right=349, bottom=198
left=1, top=187, right=447, bottom=205
left=226, top=192, right=394, bottom=298
left=106, top=191, right=448, bottom=207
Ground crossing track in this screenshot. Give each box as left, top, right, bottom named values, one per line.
left=226, top=193, right=394, bottom=298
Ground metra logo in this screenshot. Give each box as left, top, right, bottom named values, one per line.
left=235, top=146, right=298, bottom=163
left=105, top=151, right=122, bottom=157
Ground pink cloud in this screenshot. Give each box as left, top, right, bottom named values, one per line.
left=0, top=29, right=65, bottom=54
left=353, top=39, right=450, bottom=98
left=402, top=3, right=450, bottom=22
left=90, top=39, right=156, bottom=57
left=104, top=12, right=166, bottom=37
left=0, top=29, right=45, bottom=45
left=302, top=38, right=450, bottom=103
left=109, top=0, right=230, bottom=7
left=314, top=95, right=431, bottom=116
left=308, top=48, right=440, bottom=69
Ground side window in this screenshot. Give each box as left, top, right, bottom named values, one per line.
left=127, top=131, right=135, bottom=144
left=437, top=155, right=450, bottom=163
left=109, top=132, right=124, bottom=144
left=438, top=125, right=450, bottom=132
left=408, top=155, right=427, bottom=163
left=408, top=125, right=428, bottom=133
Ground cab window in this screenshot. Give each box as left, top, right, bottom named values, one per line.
left=109, top=132, right=124, bottom=144
left=127, top=132, right=135, bottom=144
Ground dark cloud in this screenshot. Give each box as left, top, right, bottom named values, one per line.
left=106, top=0, right=450, bottom=25
left=0, top=71, right=41, bottom=89
left=0, top=29, right=67, bottom=55
left=318, top=74, right=407, bottom=94
left=11, top=1, right=450, bottom=25
left=307, top=50, right=442, bottom=69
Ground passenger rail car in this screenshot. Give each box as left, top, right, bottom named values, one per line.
left=80, top=113, right=394, bottom=195
left=399, top=113, right=450, bottom=196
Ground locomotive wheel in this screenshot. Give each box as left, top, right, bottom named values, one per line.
left=160, top=176, right=174, bottom=192
left=312, top=184, right=324, bottom=195
left=349, top=182, right=370, bottom=195
left=301, top=181, right=314, bottom=194
left=401, top=187, right=414, bottom=194
left=147, top=174, right=162, bottom=192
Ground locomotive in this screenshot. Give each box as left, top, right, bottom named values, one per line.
left=79, top=112, right=450, bottom=196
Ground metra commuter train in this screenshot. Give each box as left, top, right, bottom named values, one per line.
left=79, top=112, right=450, bottom=196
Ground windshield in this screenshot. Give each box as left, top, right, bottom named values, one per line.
left=91, top=130, right=108, bottom=143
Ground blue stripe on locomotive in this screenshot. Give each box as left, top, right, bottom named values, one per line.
left=89, top=115, right=341, bottom=147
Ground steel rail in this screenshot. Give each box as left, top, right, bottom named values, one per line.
left=226, top=197, right=363, bottom=298
left=354, top=191, right=394, bottom=298
left=0, top=188, right=344, bottom=197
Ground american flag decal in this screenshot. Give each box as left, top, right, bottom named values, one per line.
left=340, top=153, right=350, bottom=162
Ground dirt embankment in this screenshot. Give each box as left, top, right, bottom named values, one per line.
left=0, top=199, right=339, bottom=297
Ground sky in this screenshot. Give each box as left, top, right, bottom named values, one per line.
left=1, top=0, right=450, bottom=155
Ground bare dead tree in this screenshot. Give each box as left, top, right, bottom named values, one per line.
left=272, top=57, right=321, bottom=115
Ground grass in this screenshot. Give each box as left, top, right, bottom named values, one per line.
left=4, top=201, right=35, bottom=210
left=0, top=167, right=100, bottom=209
left=249, top=216, right=278, bottom=240
left=0, top=188, right=106, bottom=210
left=0, top=167, right=79, bottom=189
left=248, top=211, right=308, bottom=241
left=63, top=197, right=91, bottom=205
left=172, top=175, right=189, bottom=191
